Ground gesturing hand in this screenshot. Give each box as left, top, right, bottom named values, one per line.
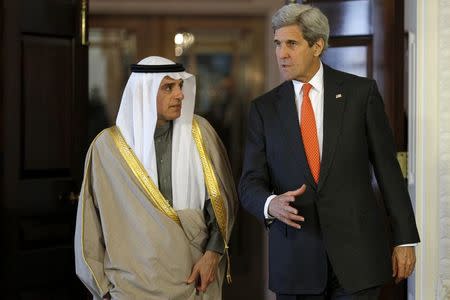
left=268, top=184, right=306, bottom=229
left=392, top=246, right=416, bottom=284
left=186, top=250, right=220, bottom=293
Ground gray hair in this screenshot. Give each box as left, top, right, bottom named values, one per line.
left=272, top=3, right=330, bottom=52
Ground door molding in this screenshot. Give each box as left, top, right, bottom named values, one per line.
left=411, top=0, right=447, bottom=299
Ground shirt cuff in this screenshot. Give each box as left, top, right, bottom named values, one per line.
left=264, top=195, right=277, bottom=219
left=395, top=243, right=418, bottom=247
left=205, top=230, right=225, bottom=255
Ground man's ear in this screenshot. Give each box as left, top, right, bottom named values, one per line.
left=313, top=38, right=325, bottom=57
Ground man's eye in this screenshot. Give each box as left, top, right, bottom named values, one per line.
left=288, top=41, right=297, bottom=46
left=164, top=85, right=173, bottom=91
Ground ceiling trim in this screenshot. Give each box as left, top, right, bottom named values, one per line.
left=90, top=0, right=284, bottom=16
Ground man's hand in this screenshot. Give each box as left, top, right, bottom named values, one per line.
left=392, top=246, right=416, bottom=284
left=268, top=185, right=306, bottom=229
left=186, top=250, right=220, bottom=293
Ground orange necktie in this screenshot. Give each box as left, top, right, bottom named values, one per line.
left=300, top=83, right=320, bottom=183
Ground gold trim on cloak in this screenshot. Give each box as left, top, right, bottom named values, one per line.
left=110, top=126, right=181, bottom=225
left=191, top=118, right=232, bottom=284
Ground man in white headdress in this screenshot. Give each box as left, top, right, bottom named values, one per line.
left=74, top=56, right=237, bottom=300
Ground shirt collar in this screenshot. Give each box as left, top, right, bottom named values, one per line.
left=154, top=121, right=172, bottom=138
left=292, top=61, right=323, bottom=94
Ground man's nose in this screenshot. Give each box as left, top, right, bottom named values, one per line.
left=175, top=87, right=184, bottom=100
left=277, top=44, right=289, bottom=59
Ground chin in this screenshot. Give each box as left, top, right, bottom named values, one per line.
left=281, top=73, right=294, bottom=81
left=278, top=69, right=291, bottom=80
left=171, top=113, right=182, bottom=120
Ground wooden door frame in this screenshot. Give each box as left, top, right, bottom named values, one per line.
left=373, top=0, right=406, bottom=150
left=1, top=0, right=89, bottom=297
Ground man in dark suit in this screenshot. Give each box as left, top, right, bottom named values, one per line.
left=239, top=3, right=420, bottom=299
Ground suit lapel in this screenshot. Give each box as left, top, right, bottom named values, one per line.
left=318, top=65, right=346, bottom=190
left=275, top=81, right=316, bottom=188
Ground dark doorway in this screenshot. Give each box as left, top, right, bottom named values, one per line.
left=1, top=0, right=89, bottom=298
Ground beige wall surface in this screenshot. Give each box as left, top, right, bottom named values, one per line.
left=411, top=0, right=450, bottom=299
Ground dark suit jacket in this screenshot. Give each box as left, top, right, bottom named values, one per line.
left=239, top=65, right=420, bottom=294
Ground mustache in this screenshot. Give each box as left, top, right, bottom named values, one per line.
left=169, top=102, right=182, bottom=108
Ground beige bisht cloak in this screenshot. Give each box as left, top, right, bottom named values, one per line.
left=74, top=115, right=237, bottom=300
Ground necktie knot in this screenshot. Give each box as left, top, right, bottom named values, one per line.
left=302, top=83, right=312, bottom=96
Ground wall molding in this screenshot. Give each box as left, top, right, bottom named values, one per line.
left=438, top=0, right=450, bottom=298
left=413, top=0, right=450, bottom=299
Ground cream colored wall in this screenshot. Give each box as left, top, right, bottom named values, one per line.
left=437, top=1, right=450, bottom=298
left=410, top=0, right=450, bottom=299
left=437, top=0, right=450, bottom=292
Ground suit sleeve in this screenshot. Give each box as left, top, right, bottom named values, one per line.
left=365, top=81, right=420, bottom=246
left=74, top=147, right=112, bottom=299
left=239, top=101, right=273, bottom=221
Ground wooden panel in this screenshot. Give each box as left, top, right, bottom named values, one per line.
left=17, top=247, right=78, bottom=292
left=0, top=0, right=4, bottom=179
left=311, top=0, right=371, bottom=36
left=21, top=0, right=75, bottom=36
left=2, top=0, right=88, bottom=298
left=373, top=0, right=406, bottom=150
left=22, top=35, right=73, bottom=175
left=19, top=215, right=73, bottom=250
